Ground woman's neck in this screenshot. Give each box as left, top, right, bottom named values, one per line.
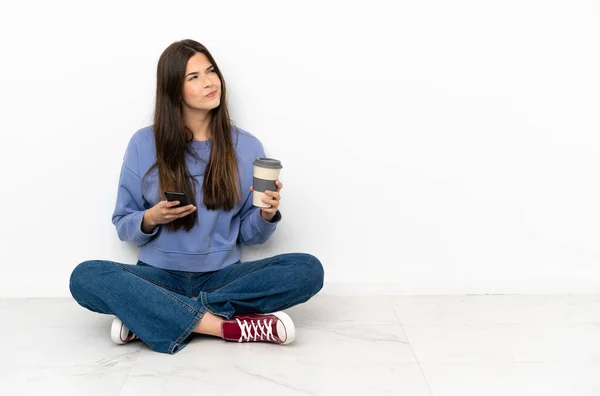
left=184, top=110, right=212, bottom=141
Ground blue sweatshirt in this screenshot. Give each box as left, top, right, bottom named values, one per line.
left=111, top=125, right=282, bottom=272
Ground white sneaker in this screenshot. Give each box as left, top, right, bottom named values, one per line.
left=110, top=316, right=139, bottom=345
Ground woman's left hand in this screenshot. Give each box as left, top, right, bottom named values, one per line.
left=250, top=179, right=283, bottom=221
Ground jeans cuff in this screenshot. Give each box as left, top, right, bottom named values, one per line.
left=200, top=291, right=233, bottom=320
left=168, top=305, right=207, bottom=354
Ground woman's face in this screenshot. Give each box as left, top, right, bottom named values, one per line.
left=181, top=52, right=222, bottom=113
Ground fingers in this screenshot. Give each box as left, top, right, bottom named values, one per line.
left=260, top=204, right=277, bottom=214
left=264, top=190, right=280, bottom=200
left=263, top=180, right=282, bottom=209
left=173, top=204, right=195, bottom=214
left=261, top=196, right=277, bottom=206
left=177, top=206, right=196, bottom=218
left=162, top=201, right=195, bottom=212
left=163, top=206, right=195, bottom=220
left=160, top=201, right=196, bottom=217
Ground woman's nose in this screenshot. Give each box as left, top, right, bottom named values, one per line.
left=204, top=75, right=216, bottom=87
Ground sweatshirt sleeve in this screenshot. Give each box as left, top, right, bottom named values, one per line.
left=236, top=141, right=282, bottom=246
left=111, top=138, right=159, bottom=247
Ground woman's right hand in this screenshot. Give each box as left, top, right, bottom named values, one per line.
left=144, top=200, right=197, bottom=229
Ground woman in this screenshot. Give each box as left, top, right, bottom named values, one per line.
left=69, top=39, right=324, bottom=355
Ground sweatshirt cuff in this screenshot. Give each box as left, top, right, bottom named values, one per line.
left=134, top=211, right=159, bottom=245
left=254, top=208, right=281, bottom=230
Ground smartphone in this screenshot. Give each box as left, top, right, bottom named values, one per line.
left=164, top=191, right=191, bottom=208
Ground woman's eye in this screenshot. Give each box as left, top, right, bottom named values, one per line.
left=189, top=70, right=215, bottom=81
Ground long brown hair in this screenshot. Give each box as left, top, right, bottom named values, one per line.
left=147, top=39, right=241, bottom=232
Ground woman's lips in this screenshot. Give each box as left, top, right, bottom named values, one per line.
left=206, top=91, right=217, bottom=98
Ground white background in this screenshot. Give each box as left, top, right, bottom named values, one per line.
left=0, top=0, right=598, bottom=297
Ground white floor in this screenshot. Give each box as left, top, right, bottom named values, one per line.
left=1, top=294, right=599, bottom=396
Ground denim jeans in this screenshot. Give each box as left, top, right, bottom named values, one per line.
left=69, top=253, right=324, bottom=354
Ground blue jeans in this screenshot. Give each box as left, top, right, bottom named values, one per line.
left=69, top=253, right=324, bottom=354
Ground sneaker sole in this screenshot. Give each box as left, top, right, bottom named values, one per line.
left=110, top=317, right=128, bottom=345
left=266, top=311, right=296, bottom=345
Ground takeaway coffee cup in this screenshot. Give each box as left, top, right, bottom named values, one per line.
left=253, top=157, right=283, bottom=207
